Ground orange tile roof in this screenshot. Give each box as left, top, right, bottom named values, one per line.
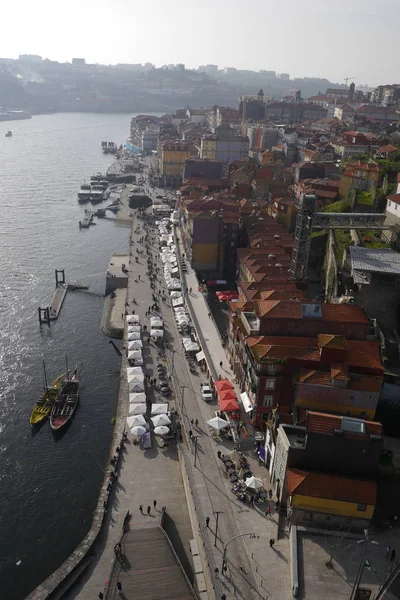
left=297, top=369, right=382, bottom=392
left=306, top=411, right=382, bottom=436
left=318, top=334, right=347, bottom=350
left=252, top=300, right=368, bottom=323
left=287, top=468, right=377, bottom=505
left=331, top=363, right=350, bottom=380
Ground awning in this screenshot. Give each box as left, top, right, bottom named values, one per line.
left=219, top=397, right=240, bottom=412
left=240, top=391, right=253, bottom=413
left=214, top=379, right=234, bottom=392
left=196, top=350, right=205, bottom=362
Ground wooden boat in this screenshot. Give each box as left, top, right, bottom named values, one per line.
left=50, top=366, right=80, bottom=431
left=30, top=367, right=64, bottom=426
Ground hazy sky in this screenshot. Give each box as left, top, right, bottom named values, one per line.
left=2, top=0, right=398, bottom=86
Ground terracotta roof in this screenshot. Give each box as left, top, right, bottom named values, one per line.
left=297, top=369, right=382, bottom=392
left=306, top=410, right=382, bottom=436
left=344, top=160, right=380, bottom=173
left=387, top=193, right=400, bottom=206
left=252, top=300, right=368, bottom=323
left=331, top=363, right=350, bottom=380
left=317, top=334, right=347, bottom=349
left=287, top=468, right=377, bottom=505
left=377, top=144, right=397, bottom=153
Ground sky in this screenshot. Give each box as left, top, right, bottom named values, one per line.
left=1, top=0, right=399, bottom=86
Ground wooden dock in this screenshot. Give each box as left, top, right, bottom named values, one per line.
left=49, top=284, right=68, bottom=320
left=79, top=209, right=94, bottom=229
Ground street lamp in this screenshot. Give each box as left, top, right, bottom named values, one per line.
left=179, top=385, right=187, bottom=413
left=212, top=510, right=224, bottom=547
left=221, top=532, right=257, bottom=571
left=349, top=530, right=379, bottom=600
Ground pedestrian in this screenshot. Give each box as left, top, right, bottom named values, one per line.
left=189, top=429, right=193, bottom=438
left=206, top=516, right=210, bottom=527
left=208, top=312, right=211, bottom=318
left=99, top=593, right=104, bottom=600
left=269, top=489, right=273, bottom=500
left=147, top=505, right=151, bottom=515
left=391, top=548, right=396, bottom=562
left=221, top=595, right=227, bottom=600
left=266, top=505, right=271, bottom=517
left=240, top=565, right=245, bottom=572
left=117, top=581, right=123, bottom=597
left=195, top=419, right=199, bottom=427
left=386, top=545, right=392, bottom=559
left=219, top=361, right=223, bottom=368
left=269, top=538, right=275, bottom=548
left=190, top=418, right=194, bottom=426
left=139, top=504, right=143, bottom=513
left=222, top=559, right=228, bottom=574
left=153, top=499, right=157, bottom=509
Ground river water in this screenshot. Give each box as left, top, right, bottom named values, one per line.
left=0, top=113, right=138, bottom=599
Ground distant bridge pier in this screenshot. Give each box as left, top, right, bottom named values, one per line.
left=55, top=269, right=65, bottom=286
left=38, top=307, right=51, bottom=325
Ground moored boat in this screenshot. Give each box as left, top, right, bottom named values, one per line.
left=50, top=366, right=80, bottom=431
left=78, top=183, right=91, bottom=202
left=30, top=369, right=64, bottom=426
left=5, top=131, right=12, bottom=137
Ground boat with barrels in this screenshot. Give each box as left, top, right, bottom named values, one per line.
left=50, top=364, right=81, bottom=431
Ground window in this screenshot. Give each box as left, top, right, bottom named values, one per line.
left=263, top=395, right=273, bottom=407
left=265, top=378, right=276, bottom=390
left=357, top=504, right=367, bottom=512
left=267, top=363, right=277, bottom=374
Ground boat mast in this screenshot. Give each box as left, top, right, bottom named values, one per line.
left=43, top=360, right=49, bottom=391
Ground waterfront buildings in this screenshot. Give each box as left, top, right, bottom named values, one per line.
left=129, top=115, right=160, bottom=153
left=160, top=141, right=191, bottom=188
left=200, top=126, right=249, bottom=162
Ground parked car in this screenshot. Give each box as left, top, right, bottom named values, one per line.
left=200, top=383, right=213, bottom=402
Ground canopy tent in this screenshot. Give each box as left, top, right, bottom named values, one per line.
left=150, top=318, right=163, bottom=328
left=150, top=329, right=164, bottom=338
left=154, top=426, right=170, bottom=436
left=172, top=297, right=184, bottom=308
left=207, top=416, right=230, bottom=431
left=196, top=350, right=205, bottom=362
left=127, top=325, right=141, bottom=332
left=214, top=379, right=234, bottom=392
left=219, top=397, right=240, bottom=412
left=128, top=340, right=143, bottom=350
left=216, top=290, right=239, bottom=302
left=240, top=391, right=253, bottom=413
left=131, top=425, right=146, bottom=437
left=128, top=350, right=143, bottom=360
left=218, top=390, right=237, bottom=402
left=126, top=315, right=140, bottom=324
left=228, top=449, right=242, bottom=465
left=127, top=366, right=144, bottom=379
left=170, top=291, right=181, bottom=299
left=128, top=403, right=147, bottom=416
left=129, top=392, right=146, bottom=404
left=126, top=414, right=146, bottom=428
left=151, top=414, right=171, bottom=427
left=151, top=403, right=169, bottom=416
left=245, top=476, right=264, bottom=490
left=128, top=379, right=144, bottom=392
left=127, top=331, right=140, bottom=340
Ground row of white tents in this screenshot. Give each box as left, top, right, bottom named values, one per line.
left=126, top=315, right=144, bottom=364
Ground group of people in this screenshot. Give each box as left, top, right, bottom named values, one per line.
left=102, top=432, right=128, bottom=514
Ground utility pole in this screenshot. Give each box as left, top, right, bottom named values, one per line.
left=213, top=511, right=224, bottom=547
left=192, top=435, right=200, bottom=468
left=179, top=385, right=186, bottom=413
left=349, top=530, right=379, bottom=600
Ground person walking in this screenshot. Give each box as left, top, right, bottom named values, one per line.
left=269, top=538, right=275, bottom=548
left=139, top=504, right=143, bottom=513
left=206, top=517, right=210, bottom=527
left=99, top=593, right=104, bottom=600
left=266, top=504, right=271, bottom=517
left=219, top=361, right=223, bottom=368
left=117, top=581, right=123, bottom=597
left=147, top=505, right=151, bottom=515
left=190, top=419, right=194, bottom=426
left=386, top=545, right=392, bottom=559
left=391, top=548, right=396, bottom=562
left=153, top=499, right=157, bottom=509
left=189, top=429, right=193, bottom=438
left=195, top=419, right=199, bottom=427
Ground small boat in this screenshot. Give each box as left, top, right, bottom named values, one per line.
left=50, top=365, right=80, bottom=431
left=5, top=131, right=12, bottom=137
left=78, top=183, right=91, bottom=202
left=89, top=185, right=104, bottom=203
left=30, top=365, right=64, bottom=426
left=90, top=172, right=103, bottom=182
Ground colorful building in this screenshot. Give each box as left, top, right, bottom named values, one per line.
left=160, top=141, right=191, bottom=188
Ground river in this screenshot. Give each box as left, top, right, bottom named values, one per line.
left=0, top=112, right=139, bottom=599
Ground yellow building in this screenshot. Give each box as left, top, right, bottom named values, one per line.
left=161, top=141, right=190, bottom=187
left=287, top=468, right=376, bottom=530
left=200, top=137, right=217, bottom=159
left=339, top=160, right=380, bottom=199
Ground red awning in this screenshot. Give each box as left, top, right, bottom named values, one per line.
left=216, top=290, right=239, bottom=302
left=214, top=379, right=234, bottom=392
left=219, top=398, right=240, bottom=412
left=219, top=390, right=238, bottom=402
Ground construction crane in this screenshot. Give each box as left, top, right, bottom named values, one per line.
left=344, top=76, right=356, bottom=86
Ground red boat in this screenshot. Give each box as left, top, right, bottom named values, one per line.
left=50, top=367, right=80, bottom=431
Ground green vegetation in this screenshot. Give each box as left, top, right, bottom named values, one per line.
left=355, top=190, right=374, bottom=207
left=321, top=199, right=351, bottom=213
left=334, top=230, right=352, bottom=263
left=311, top=230, right=327, bottom=239
left=361, top=231, right=390, bottom=249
